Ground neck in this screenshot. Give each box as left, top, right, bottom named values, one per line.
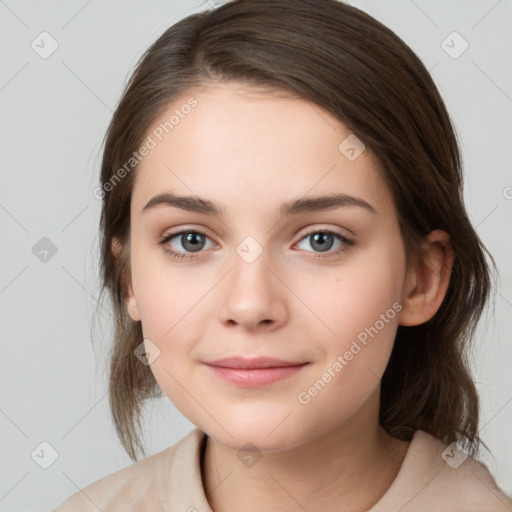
left=201, top=391, right=410, bottom=512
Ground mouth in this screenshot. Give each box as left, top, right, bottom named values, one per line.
left=203, top=357, right=310, bottom=388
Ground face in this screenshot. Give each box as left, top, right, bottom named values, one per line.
left=125, top=81, right=409, bottom=452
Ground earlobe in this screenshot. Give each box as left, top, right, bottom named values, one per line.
left=398, top=230, right=454, bottom=326
left=111, top=236, right=141, bottom=322
left=126, top=285, right=141, bottom=322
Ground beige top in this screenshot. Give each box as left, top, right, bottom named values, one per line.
left=54, top=428, right=511, bottom=511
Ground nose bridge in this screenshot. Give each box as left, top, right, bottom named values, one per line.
left=230, top=237, right=274, bottom=298
left=218, top=235, right=287, bottom=329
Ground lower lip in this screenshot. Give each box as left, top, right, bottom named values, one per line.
left=205, top=364, right=308, bottom=388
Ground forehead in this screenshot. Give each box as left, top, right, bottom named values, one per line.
left=131, top=82, right=394, bottom=219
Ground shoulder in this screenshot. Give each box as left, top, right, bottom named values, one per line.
left=52, top=428, right=206, bottom=512
left=382, top=430, right=512, bottom=511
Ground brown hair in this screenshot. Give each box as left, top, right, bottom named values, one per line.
left=96, top=0, right=496, bottom=461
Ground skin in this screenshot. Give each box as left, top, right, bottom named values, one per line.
left=120, top=81, right=454, bottom=511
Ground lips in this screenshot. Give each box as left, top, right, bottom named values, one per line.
left=204, top=357, right=307, bottom=369
left=203, top=357, right=309, bottom=387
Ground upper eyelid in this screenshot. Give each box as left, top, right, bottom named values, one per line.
left=163, top=225, right=350, bottom=236
left=299, top=226, right=351, bottom=238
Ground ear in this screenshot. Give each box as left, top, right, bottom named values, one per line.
left=111, top=237, right=141, bottom=322
left=398, top=230, right=454, bottom=326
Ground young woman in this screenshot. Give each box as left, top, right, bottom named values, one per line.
left=54, top=0, right=511, bottom=510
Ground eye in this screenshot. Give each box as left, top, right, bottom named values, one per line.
left=158, top=229, right=216, bottom=261
left=158, top=227, right=354, bottom=262
left=295, top=229, right=354, bottom=259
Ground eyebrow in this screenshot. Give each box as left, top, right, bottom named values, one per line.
left=140, top=191, right=377, bottom=218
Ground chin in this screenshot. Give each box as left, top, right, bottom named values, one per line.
left=201, top=418, right=314, bottom=453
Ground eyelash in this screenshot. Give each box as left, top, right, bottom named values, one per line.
left=158, top=228, right=355, bottom=262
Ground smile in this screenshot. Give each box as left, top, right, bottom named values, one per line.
left=203, top=359, right=310, bottom=388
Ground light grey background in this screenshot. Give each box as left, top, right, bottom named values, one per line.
left=0, top=0, right=511, bottom=510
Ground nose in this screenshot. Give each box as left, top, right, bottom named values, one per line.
left=218, top=249, right=288, bottom=332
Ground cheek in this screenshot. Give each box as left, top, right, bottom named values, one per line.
left=292, top=258, right=403, bottom=428
left=130, top=249, right=215, bottom=399
left=131, top=244, right=208, bottom=337
left=290, top=244, right=406, bottom=408
left=299, top=249, right=405, bottom=345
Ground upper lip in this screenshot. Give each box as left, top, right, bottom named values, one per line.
left=204, top=357, right=308, bottom=369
